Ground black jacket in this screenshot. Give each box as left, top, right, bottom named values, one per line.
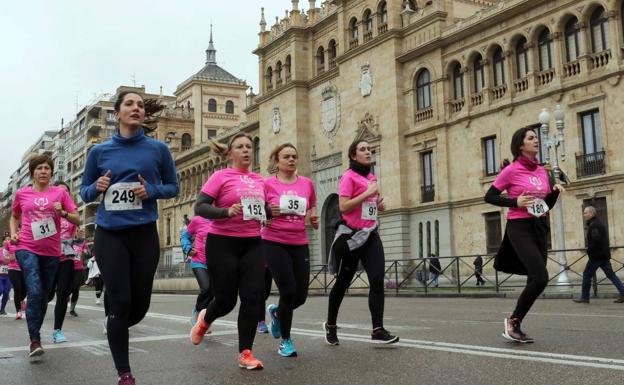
left=586, top=217, right=610, bottom=260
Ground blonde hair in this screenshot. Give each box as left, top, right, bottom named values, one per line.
left=268, top=143, right=298, bottom=174
left=209, top=132, right=254, bottom=157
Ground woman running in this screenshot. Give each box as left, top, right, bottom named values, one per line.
left=50, top=181, right=78, bottom=343
left=0, top=235, right=12, bottom=316
left=484, top=126, right=564, bottom=343
left=262, top=143, right=319, bottom=357
left=80, top=91, right=179, bottom=385
left=4, top=232, right=26, bottom=319
left=190, top=132, right=266, bottom=370
left=68, top=228, right=88, bottom=317
left=182, top=215, right=213, bottom=325
left=86, top=254, right=103, bottom=304
left=323, top=140, right=399, bottom=345
left=10, top=154, right=79, bottom=357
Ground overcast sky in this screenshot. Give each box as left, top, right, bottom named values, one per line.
left=0, top=0, right=291, bottom=189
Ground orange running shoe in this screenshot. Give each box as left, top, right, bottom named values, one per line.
left=190, top=309, right=210, bottom=345
left=237, top=349, right=263, bottom=370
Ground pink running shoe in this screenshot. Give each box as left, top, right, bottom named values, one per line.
left=190, top=309, right=211, bottom=345
left=237, top=349, right=263, bottom=370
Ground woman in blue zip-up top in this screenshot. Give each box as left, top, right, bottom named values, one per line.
left=80, top=91, right=179, bottom=385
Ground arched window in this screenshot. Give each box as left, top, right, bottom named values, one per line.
left=452, top=63, right=464, bottom=100
left=590, top=7, right=609, bottom=52
left=208, top=98, right=217, bottom=112
left=416, top=69, right=432, bottom=110
left=285, top=55, right=292, bottom=80
left=406, top=0, right=417, bottom=11
left=492, top=47, right=505, bottom=86
left=317, top=46, right=325, bottom=73
left=328, top=40, right=337, bottom=68
left=538, top=28, right=554, bottom=71
left=276, top=61, right=283, bottom=82
left=516, top=37, right=529, bottom=78
left=253, top=137, right=260, bottom=168
left=565, top=17, right=580, bottom=61
left=181, top=133, right=192, bottom=150
left=266, top=67, right=273, bottom=91
left=379, top=1, right=388, bottom=26
left=225, top=100, right=234, bottom=114
left=350, top=18, right=359, bottom=42
left=364, top=9, right=373, bottom=32
left=473, top=54, right=485, bottom=92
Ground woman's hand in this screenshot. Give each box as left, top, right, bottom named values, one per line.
left=377, top=197, right=386, bottom=212
left=552, top=184, right=566, bottom=193
left=132, top=175, right=149, bottom=200
left=310, top=214, right=320, bottom=230
left=365, top=181, right=378, bottom=197
left=228, top=203, right=242, bottom=217
left=516, top=191, right=535, bottom=208
left=96, top=170, right=112, bottom=193
left=269, top=204, right=281, bottom=217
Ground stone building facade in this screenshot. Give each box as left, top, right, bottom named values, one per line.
left=250, top=0, right=624, bottom=272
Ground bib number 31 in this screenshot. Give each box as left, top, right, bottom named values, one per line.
left=527, top=198, right=549, bottom=218
left=31, top=217, right=57, bottom=241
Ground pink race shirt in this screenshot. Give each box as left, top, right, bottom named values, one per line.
left=59, top=218, right=77, bottom=262
left=72, top=241, right=88, bottom=270
left=12, top=185, right=77, bottom=257
left=3, top=241, right=20, bottom=271
left=186, top=216, right=211, bottom=265
left=339, top=169, right=379, bottom=230
left=261, top=175, right=317, bottom=245
left=201, top=168, right=265, bottom=238
left=493, top=161, right=551, bottom=220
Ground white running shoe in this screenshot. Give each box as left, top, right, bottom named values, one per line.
left=96, top=298, right=101, bottom=305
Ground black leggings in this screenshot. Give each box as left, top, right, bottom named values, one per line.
left=192, top=267, right=213, bottom=312
left=54, top=260, right=75, bottom=330
left=8, top=270, right=26, bottom=312
left=264, top=240, right=310, bottom=340
left=203, top=234, right=264, bottom=352
left=258, top=267, right=272, bottom=322
left=70, top=269, right=83, bottom=304
left=94, top=223, right=160, bottom=375
left=506, top=219, right=549, bottom=321
left=327, top=231, right=386, bottom=329
left=93, top=276, right=104, bottom=298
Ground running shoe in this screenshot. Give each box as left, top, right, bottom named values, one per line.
left=103, top=316, right=108, bottom=335
left=502, top=317, right=532, bottom=343
left=28, top=340, right=44, bottom=357
left=190, top=308, right=198, bottom=326
left=614, top=295, right=624, bottom=303
left=16, top=311, right=23, bottom=320
left=117, top=372, right=136, bottom=385
left=572, top=298, right=590, bottom=303
left=371, top=327, right=399, bottom=344
left=267, top=304, right=281, bottom=339
left=323, top=322, right=339, bottom=346
left=190, top=309, right=211, bottom=345
left=278, top=338, right=297, bottom=357
left=96, top=298, right=101, bottom=305
left=257, top=320, right=269, bottom=334
left=53, top=329, right=68, bottom=343
left=0, top=309, right=6, bottom=315
left=69, top=310, right=78, bottom=317
left=237, top=349, right=263, bottom=370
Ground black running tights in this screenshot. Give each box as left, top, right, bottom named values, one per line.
left=327, top=231, right=386, bottom=329
left=203, top=234, right=263, bottom=353
left=8, top=269, right=26, bottom=312
left=192, top=267, right=213, bottom=312
left=95, top=223, right=160, bottom=375
left=54, top=260, right=74, bottom=329
left=264, top=240, right=310, bottom=340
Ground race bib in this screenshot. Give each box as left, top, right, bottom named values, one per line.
left=31, top=217, right=57, bottom=241
left=527, top=198, right=549, bottom=218
left=361, top=201, right=378, bottom=220
left=279, top=195, right=307, bottom=216
left=241, top=198, right=266, bottom=221
left=105, top=182, right=143, bottom=211
left=0, top=265, right=8, bottom=274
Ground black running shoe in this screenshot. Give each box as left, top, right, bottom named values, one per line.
left=29, top=340, right=44, bottom=357
left=371, top=328, right=399, bottom=344
left=323, top=322, right=339, bottom=345
left=502, top=317, right=532, bottom=343
left=69, top=310, right=78, bottom=317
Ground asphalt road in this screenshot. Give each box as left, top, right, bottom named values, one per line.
left=1, top=292, right=623, bottom=385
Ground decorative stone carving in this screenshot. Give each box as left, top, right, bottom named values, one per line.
left=320, top=84, right=341, bottom=146
left=311, top=152, right=342, bottom=172
left=359, top=64, right=373, bottom=97
left=272, top=107, right=281, bottom=134
left=355, top=112, right=381, bottom=143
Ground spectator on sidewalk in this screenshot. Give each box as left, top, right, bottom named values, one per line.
left=474, top=256, right=486, bottom=286
left=574, top=206, right=624, bottom=303
left=429, top=253, right=441, bottom=288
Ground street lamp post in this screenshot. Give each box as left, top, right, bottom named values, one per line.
left=538, top=105, right=570, bottom=286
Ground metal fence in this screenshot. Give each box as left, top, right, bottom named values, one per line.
left=155, top=246, right=624, bottom=297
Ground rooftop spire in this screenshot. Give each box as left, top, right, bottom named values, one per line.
left=260, top=7, right=267, bottom=32
left=205, top=24, right=216, bottom=64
